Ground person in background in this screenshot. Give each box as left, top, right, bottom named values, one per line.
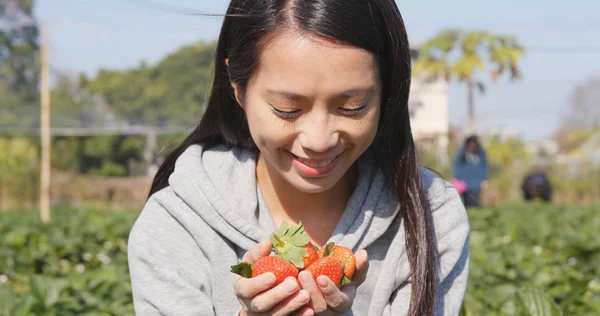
left=453, top=135, right=489, bottom=208
left=522, top=168, right=553, bottom=202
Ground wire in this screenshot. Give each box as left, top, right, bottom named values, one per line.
left=114, top=0, right=224, bottom=16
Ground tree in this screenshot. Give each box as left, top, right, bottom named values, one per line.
left=0, top=0, right=39, bottom=129
left=413, top=29, right=525, bottom=133
left=553, top=76, right=600, bottom=152
left=80, top=42, right=216, bottom=127
left=0, top=0, right=38, bottom=99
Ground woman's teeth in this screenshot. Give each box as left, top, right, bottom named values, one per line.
left=297, top=157, right=335, bottom=168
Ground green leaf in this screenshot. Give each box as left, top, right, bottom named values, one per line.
left=340, top=275, right=351, bottom=288
left=272, top=221, right=311, bottom=268
left=28, top=276, right=47, bottom=305
left=0, top=285, right=17, bottom=316
left=517, top=288, right=562, bottom=316
left=278, top=221, right=290, bottom=237
left=230, top=262, right=254, bottom=278
left=291, top=234, right=311, bottom=247
left=322, top=242, right=335, bottom=257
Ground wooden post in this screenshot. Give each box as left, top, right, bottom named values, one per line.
left=40, top=21, right=51, bottom=223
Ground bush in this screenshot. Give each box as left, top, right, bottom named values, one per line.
left=1, top=204, right=599, bottom=315
left=0, top=207, right=137, bottom=315
left=463, top=203, right=600, bottom=315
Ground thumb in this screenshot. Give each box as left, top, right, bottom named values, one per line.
left=242, top=239, right=272, bottom=264
left=352, top=249, right=369, bottom=286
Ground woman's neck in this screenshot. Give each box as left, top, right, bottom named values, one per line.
left=256, top=154, right=357, bottom=247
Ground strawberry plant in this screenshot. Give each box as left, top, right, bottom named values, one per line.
left=1, top=203, right=599, bottom=315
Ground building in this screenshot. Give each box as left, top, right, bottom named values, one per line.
left=408, top=48, right=451, bottom=165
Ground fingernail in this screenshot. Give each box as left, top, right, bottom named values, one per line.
left=317, top=276, right=328, bottom=288
left=306, top=309, right=315, bottom=316
left=299, top=271, right=312, bottom=284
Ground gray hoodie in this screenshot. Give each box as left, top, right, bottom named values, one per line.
left=128, top=144, right=470, bottom=316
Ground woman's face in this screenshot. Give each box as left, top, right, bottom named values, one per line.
left=234, top=29, right=382, bottom=193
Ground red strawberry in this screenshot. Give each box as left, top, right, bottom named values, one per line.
left=305, top=257, right=344, bottom=287
left=231, top=256, right=298, bottom=286
left=302, top=243, right=319, bottom=268
left=253, top=256, right=299, bottom=285
left=331, top=246, right=356, bottom=279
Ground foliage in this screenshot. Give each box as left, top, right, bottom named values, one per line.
left=0, top=207, right=138, bottom=315
left=462, top=203, right=600, bottom=315
left=2, top=204, right=599, bottom=315
left=413, top=29, right=524, bottom=83
left=0, top=137, right=39, bottom=209
left=0, top=0, right=39, bottom=99
left=79, top=42, right=216, bottom=127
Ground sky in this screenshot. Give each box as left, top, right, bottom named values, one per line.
left=33, top=0, right=600, bottom=141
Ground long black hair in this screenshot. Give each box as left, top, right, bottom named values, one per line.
left=149, top=0, right=435, bottom=314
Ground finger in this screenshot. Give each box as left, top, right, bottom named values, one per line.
left=298, top=270, right=328, bottom=313
left=242, top=239, right=273, bottom=264
left=233, top=272, right=276, bottom=299
left=271, top=289, right=311, bottom=316
left=290, top=306, right=315, bottom=316
left=352, top=249, right=369, bottom=286
left=317, top=275, right=351, bottom=312
left=249, top=277, right=301, bottom=313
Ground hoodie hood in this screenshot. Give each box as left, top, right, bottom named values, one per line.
left=168, top=144, right=401, bottom=252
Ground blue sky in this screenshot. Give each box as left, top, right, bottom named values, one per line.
left=34, top=0, right=600, bottom=141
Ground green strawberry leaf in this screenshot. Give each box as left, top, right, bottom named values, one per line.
left=340, top=275, right=351, bottom=287
left=278, top=221, right=290, bottom=236
left=230, top=262, right=254, bottom=278
left=292, top=234, right=311, bottom=247
left=323, top=242, right=336, bottom=257
left=291, top=221, right=305, bottom=236
left=272, top=221, right=311, bottom=268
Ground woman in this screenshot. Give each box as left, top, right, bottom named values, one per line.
left=128, top=0, right=470, bottom=315
left=452, top=135, right=489, bottom=208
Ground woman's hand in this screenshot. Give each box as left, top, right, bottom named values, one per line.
left=234, top=240, right=312, bottom=316
left=295, top=249, right=369, bottom=315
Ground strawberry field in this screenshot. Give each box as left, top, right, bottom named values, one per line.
left=1, top=203, right=599, bottom=315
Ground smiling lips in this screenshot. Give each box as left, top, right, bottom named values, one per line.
left=288, top=151, right=341, bottom=177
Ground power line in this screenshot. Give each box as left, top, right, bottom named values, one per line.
left=114, top=0, right=223, bottom=16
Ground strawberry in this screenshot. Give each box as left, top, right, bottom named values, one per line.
left=271, top=221, right=313, bottom=269
left=321, top=242, right=356, bottom=280
left=231, top=256, right=299, bottom=286
left=304, top=257, right=344, bottom=287
left=302, top=243, right=319, bottom=268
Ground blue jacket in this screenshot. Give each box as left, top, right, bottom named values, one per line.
left=452, top=147, right=488, bottom=191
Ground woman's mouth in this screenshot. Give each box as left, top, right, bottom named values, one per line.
left=287, top=151, right=342, bottom=177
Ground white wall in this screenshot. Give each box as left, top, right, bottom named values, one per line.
left=409, top=77, right=449, bottom=141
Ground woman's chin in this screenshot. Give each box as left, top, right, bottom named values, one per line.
left=286, top=173, right=340, bottom=194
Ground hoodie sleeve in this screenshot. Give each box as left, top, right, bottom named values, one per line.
left=426, top=171, right=470, bottom=315
left=389, top=170, right=470, bottom=315
left=128, top=196, right=216, bottom=316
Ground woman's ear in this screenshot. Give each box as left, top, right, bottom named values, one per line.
left=231, top=82, right=244, bottom=109
left=226, top=58, right=244, bottom=108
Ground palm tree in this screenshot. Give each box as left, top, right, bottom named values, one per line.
left=413, top=29, right=525, bottom=133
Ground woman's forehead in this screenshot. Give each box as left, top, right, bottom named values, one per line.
left=250, top=29, right=379, bottom=97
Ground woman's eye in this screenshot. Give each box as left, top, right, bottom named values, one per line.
left=338, top=105, right=367, bottom=116
left=271, top=106, right=301, bottom=119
